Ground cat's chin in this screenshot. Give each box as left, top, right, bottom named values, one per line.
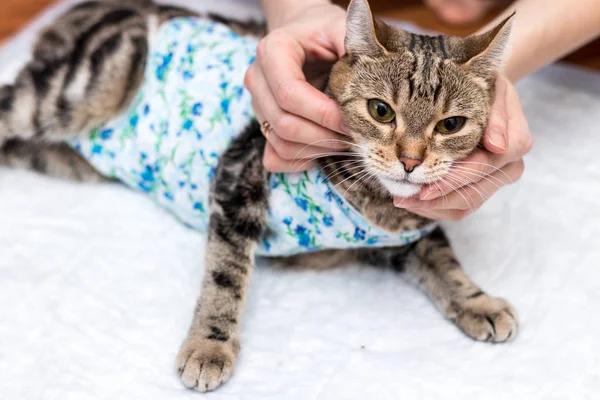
left=378, top=177, right=422, bottom=198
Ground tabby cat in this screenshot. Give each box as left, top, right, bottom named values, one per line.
left=0, top=0, right=518, bottom=392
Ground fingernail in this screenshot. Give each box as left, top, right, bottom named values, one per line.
left=420, top=188, right=441, bottom=200
left=328, top=140, right=350, bottom=150
left=334, top=145, right=351, bottom=151
left=340, top=120, right=350, bottom=135
left=394, top=197, right=417, bottom=208
left=394, top=198, right=407, bottom=207
left=488, top=127, right=507, bottom=151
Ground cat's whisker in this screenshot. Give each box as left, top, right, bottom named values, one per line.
left=446, top=160, right=501, bottom=170
left=324, top=162, right=366, bottom=182
left=450, top=165, right=508, bottom=187
left=433, top=165, right=502, bottom=209
left=336, top=170, right=371, bottom=197
left=448, top=161, right=513, bottom=183
left=295, top=151, right=364, bottom=166
left=438, top=176, right=475, bottom=212
left=343, top=170, right=377, bottom=197
left=305, top=138, right=367, bottom=151
left=433, top=181, right=448, bottom=209
left=446, top=172, right=489, bottom=198
left=367, top=155, right=387, bottom=163
left=355, top=171, right=379, bottom=193
left=351, top=174, right=377, bottom=195
left=450, top=166, right=507, bottom=189
left=326, top=168, right=371, bottom=196
left=433, top=165, right=504, bottom=199
left=322, top=159, right=365, bottom=177
left=291, top=152, right=363, bottom=174
left=288, top=139, right=365, bottom=167
left=444, top=173, right=487, bottom=203
left=443, top=174, right=479, bottom=201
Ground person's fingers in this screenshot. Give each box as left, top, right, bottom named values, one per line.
left=425, top=0, right=504, bottom=25
left=267, top=131, right=343, bottom=161
left=396, top=159, right=525, bottom=212
left=253, top=95, right=349, bottom=149
left=246, top=64, right=349, bottom=150
left=252, top=100, right=325, bottom=172
left=482, top=74, right=510, bottom=153
left=482, top=75, right=533, bottom=159
left=257, top=31, right=344, bottom=133
left=407, top=207, right=470, bottom=221
left=504, top=75, right=534, bottom=158
left=263, top=143, right=317, bottom=173
left=404, top=208, right=446, bottom=220
left=419, top=150, right=507, bottom=200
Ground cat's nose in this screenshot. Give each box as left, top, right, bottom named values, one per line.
left=398, top=156, right=422, bottom=173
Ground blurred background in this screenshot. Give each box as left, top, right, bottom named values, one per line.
left=1, top=0, right=599, bottom=69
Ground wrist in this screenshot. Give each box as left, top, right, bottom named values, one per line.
left=261, top=0, right=332, bottom=30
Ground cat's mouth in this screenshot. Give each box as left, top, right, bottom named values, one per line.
left=377, top=176, right=422, bottom=198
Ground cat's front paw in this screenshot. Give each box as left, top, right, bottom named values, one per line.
left=177, top=337, right=238, bottom=392
left=450, top=294, right=519, bottom=343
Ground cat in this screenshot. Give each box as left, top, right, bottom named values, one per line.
left=0, top=0, right=518, bottom=392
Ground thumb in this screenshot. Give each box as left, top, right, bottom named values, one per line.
left=482, top=75, right=510, bottom=154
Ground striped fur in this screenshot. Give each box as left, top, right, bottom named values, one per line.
left=0, top=0, right=518, bottom=393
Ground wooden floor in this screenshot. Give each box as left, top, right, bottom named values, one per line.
left=0, top=0, right=57, bottom=42
left=1, top=0, right=599, bottom=70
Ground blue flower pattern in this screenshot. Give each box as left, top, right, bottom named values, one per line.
left=70, top=18, right=436, bottom=257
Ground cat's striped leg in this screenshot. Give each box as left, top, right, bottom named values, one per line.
left=0, top=1, right=150, bottom=180
left=0, top=139, right=107, bottom=182
left=406, top=227, right=518, bottom=342
left=177, top=123, right=269, bottom=392
left=0, top=1, right=149, bottom=145
left=358, top=228, right=518, bottom=343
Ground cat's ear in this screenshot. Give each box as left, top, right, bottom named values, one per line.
left=344, top=0, right=387, bottom=57
left=451, top=13, right=515, bottom=81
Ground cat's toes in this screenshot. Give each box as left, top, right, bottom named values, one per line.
left=176, top=338, right=237, bottom=392
left=451, top=294, right=519, bottom=343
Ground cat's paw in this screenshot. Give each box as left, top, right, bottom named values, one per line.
left=450, top=294, right=519, bottom=343
left=176, top=338, right=237, bottom=392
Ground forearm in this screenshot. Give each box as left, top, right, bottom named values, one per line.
left=481, top=0, right=600, bottom=82
left=260, top=0, right=331, bottom=29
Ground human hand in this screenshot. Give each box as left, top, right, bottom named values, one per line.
left=245, top=1, right=349, bottom=173
left=424, top=0, right=512, bottom=25
left=394, top=75, right=533, bottom=221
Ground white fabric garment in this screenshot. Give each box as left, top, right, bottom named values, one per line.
left=0, top=1, right=598, bottom=399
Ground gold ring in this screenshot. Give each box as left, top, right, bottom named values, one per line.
left=260, top=120, right=272, bottom=139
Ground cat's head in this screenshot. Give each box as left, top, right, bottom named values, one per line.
left=328, top=0, right=514, bottom=198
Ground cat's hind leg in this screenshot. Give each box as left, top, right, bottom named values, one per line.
left=0, top=1, right=148, bottom=145
left=359, top=228, right=519, bottom=343
left=0, top=139, right=107, bottom=182
left=0, top=2, right=149, bottom=181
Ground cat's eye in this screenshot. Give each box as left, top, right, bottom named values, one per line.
left=368, top=99, right=396, bottom=123
left=435, top=117, right=467, bottom=134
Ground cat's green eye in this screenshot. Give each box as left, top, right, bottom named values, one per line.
left=435, top=117, right=467, bottom=134
left=368, top=99, right=396, bottom=123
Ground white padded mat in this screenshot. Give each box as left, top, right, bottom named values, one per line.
left=0, top=1, right=599, bottom=399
